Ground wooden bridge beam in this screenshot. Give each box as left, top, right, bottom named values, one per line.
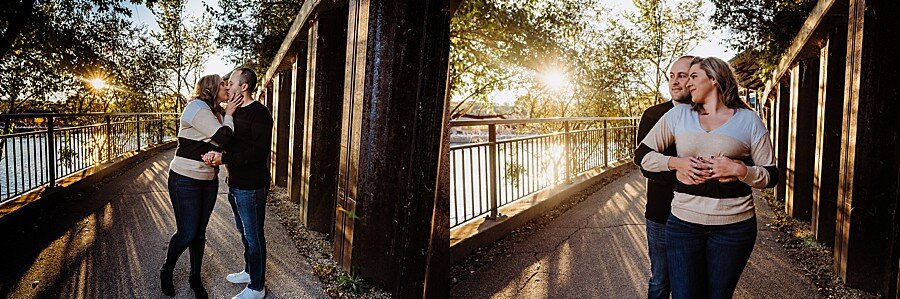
left=296, top=8, right=348, bottom=234
left=811, top=26, right=846, bottom=247
left=334, top=0, right=451, bottom=297
left=834, top=0, right=900, bottom=295
left=775, top=78, right=791, bottom=203
left=785, top=58, right=819, bottom=221
left=287, top=50, right=308, bottom=207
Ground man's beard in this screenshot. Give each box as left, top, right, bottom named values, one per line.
left=672, top=92, right=692, bottom=104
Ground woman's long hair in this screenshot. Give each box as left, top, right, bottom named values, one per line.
left=189, top=74, right=224, bottom=116
left=689, top=57, right=751, bottom=111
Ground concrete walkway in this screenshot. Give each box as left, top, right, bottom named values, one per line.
left=0, top=149, right=327, bottom=298
left=451, top=170, right=818, bottom=298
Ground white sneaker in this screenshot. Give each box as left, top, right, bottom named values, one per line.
left=232, top=287, right=266, bottom=299
left=226, top=270, right=251, bottom=284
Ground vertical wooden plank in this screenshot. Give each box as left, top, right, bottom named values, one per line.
left=786, top=65, right=801, bottom=216
left=335, top=0, right=368, bottom=270
left=269, top=78, right=279, bottom=182
left=288, top=49, right=308, bottom=208
left=812, top=26, right=847, bottom=247
left=786, top=58, right=819, bottom=221
left=274, top=70, right=293, bottom=187
left=776, top=78, right=792, bottom=203
left=300, top=7, right=348, bottom=233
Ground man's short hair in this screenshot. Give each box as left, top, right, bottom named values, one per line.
left=670, top=55, right=695, bottom=70
left=231, top=67, right=258, bottom=93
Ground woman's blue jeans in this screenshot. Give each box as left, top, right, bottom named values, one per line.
left=666, top=213, right=757, bottom=299
left=162, top=170, right=218, bottom=276
left=228, top=187, right=269, bottom=291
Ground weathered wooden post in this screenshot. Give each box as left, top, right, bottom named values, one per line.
left=288, top=52, right=307, bottom=206
left=334, top=0, right=451, bottom=297
left=785, top=58, right=819, bottom=221
left=270, top=72, right=293, bottom=187
left=297, top=7, right=348, bottom=233
left=775, top=78, right=791, bottom=203
left=833, top=0, right=900, bottom=295
left=811, top=24, right=846, bottom=247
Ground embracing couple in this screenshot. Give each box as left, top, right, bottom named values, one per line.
left=634, top=55, right=778, bottom=299
left=159, top=67, right=274, bottom=299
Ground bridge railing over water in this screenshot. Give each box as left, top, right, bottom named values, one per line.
left=0, top=113, right=180, bottom=203
left=449, top=117, right=639, bottom=228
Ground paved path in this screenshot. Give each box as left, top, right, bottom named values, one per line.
left=0, top=149, right=327, bottom=298
left=451, top=170, right=818, bottom=298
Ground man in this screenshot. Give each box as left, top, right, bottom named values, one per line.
left=203, top=67, right=273, bottom=299
left=634, top=55, right=693, bottom=299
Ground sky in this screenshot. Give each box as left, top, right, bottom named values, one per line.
left=125, top=0, right=734, bottom=96
left=605, top=0, right=735, bottom=60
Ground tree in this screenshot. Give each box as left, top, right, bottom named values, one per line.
left=449, top=0, right=590, bottom=118
left=709, top=0, right=817, bottom=81
left=207, top=0, right=303, bottom=76
left=151, top=0, right=217, bottom=111
left=0, top=0, right=136, bottom=115
left=626, top=0, right=706, bottom=107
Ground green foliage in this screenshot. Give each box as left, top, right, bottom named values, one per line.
left=0, top=0, right=185, bottom=115
left=626, top=0, right=706, bottom=109
left=150, top=0, right=217, bottom=109
left=504, top=162, right=527, bottom=187
left=709, top=0, right=818, bottom=82
left=450, top=0, right=708, bottom=119
left=207, top=0, right=303, bottom=77
left=334, top=269, right=369, bottom=296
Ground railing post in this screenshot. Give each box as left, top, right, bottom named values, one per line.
left=135, top=114, right=141, bottom=151
left=105, top=115, right=112, bottom=160
left=158, top=114, right=164, bottom=144
left=46, top=116, right=56, bottom=188
left=603, top=119, right=608, bottom=167
left=564, top=121, right=572, bottom=183
left=487, top=124, right=498, bottom=220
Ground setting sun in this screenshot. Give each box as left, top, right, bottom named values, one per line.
left=90, top=78, right=107, bottom=90
left=539, top=69, right=567, bottom=90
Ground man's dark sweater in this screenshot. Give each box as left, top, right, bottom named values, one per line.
left=223, top=100, right=273, bottom=189
left=634, top=101, right=679, bottom=224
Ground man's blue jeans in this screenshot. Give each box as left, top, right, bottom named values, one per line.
left=229, top=187, right=269, bottom=291
left=646, top=218, right=670, bottom=299
left=666, top=214, right=757, bottom=299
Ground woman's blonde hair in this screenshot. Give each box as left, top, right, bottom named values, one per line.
left=190, top=74, right=223, bottom=116
left=689, top=56, right=751, bottom=111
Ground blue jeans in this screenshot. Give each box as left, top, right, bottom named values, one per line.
left=666, top=214, right=757, bottom=299
left=229, top=187, right=269, bottom=291
left=163, top=170, right=218, bottom=276
left=646, top=218, right=670, bottom=299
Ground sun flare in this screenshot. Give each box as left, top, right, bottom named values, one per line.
left=90, top=78, right=107, bottom=90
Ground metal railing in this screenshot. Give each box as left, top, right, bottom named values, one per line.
left=0, top=113, right=180, bottom=203
left=449, top=117, right=639, bottom=228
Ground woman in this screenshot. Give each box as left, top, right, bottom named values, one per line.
left=161, top=74, right=241, bottom=298
left=634, top=57, right=777, bottom=298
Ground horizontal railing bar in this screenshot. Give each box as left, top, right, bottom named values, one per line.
left=449, top=116, right=638, bottom=127
left=449, top=126, right=636, bottom=150
left=0, top=112, right=178, bottom=120
left=450, top=141, right=491, bottom=151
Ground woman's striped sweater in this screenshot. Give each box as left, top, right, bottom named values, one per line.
left=168, top=99, right=234, bottom=180
left=635, top=104, right=778, bottom=225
